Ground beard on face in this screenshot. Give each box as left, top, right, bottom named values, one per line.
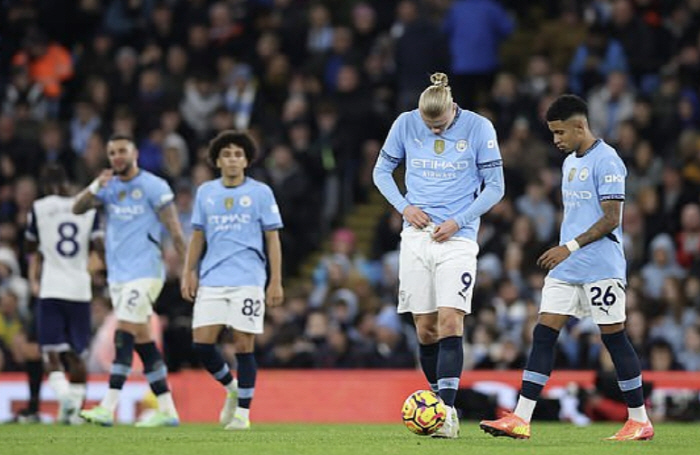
left=112, top=160, right=134, bottom=176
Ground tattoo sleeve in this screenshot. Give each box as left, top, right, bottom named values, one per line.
left=73, top=189, right=101, bottom=214
left=574, top=199, right=622, bottom=248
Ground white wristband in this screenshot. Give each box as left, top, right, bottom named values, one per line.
left=565, top=239, right=580, bottom=252
left=88, top=179, right=101, bottom=195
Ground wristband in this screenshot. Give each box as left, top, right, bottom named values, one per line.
left=88, top=179, right=101, bottom=195
left=565, top=239, right=580, bottom=252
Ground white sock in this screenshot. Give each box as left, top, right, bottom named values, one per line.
left=69, top=383, right=86, bottom=408
left=628, top=405, right=649, bottom=423
left=157, top=392, right=178, bottom=417
left=235, top=407, right=250, bottom=420
left=48, top=371, right=70, bottom=399
left=225, top=378, right=238, bottom=393
left=101, top=389, right=121, bottom=413
left=513, top=396, right=537, bottom=422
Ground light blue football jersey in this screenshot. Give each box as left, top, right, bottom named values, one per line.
left=191, top=177, right=283, bottom=287
left=375, top=107, right=504, bottom=241
left=95, top=170, right=174, bottom=283
left=550, top=139, right=627, bottom=284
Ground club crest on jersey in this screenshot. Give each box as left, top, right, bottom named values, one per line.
left=434, top=139, right=445, bottom=154
left=224, top=197, right=234, bottom=210
left=568, top=168, right=576, bottom=182
left=579, top=167, right=590, bottom=181
left=131, top=188, right=143, bottom=200
left=240, top=195, right=252, bottom=207
left=118, top=190, right=127, bottom=201
left=456, top=140, right=468, bottom=152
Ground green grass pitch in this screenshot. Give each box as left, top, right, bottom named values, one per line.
left=1, top=422, right=697, bottom=455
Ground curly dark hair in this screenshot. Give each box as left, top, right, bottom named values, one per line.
left=208, top=130, right=257, bottom=165
left=545, top=94, right=588, bottom=122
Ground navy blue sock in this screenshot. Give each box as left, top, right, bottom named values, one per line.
left=602, top=330, right=645, bottom=408
left=26, top=360, right=43, bottom=413
left=521, top=324, right=559, bottom=400
left=193, top=343, right=234, bottom=387
left=236, top=353, right=257, bottom=409
left=436, top=336, right=462, bottom=407
left=109, top=330, right=134, bottom=389
left=135, top=342, right=169, bottom=395
left=419, top=342, right=439, bottom=392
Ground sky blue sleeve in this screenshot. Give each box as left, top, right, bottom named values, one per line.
left=191, top=186, right=204, bottom=230
left=596, top=153, right=626, bottom=201
left=453, top=120, right=505, bottom=227
left=150, top=177, right=175, bottom=211
left=373, top=115, right=409, bottom=214
left=261, top=185, right=283, bottom=230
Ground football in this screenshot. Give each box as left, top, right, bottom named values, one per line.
left=401, top=390, right=446, bottom=435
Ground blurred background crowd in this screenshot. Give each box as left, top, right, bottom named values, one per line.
left=1, top=0, right=700, bottom=389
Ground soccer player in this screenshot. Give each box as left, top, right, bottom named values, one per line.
left=480, top=94, right=654, bottom=441
left=25, top=165, right=101, bottom=424
left=73, top=134, right=187, bottom=427
left=181, top=130, right=283, bottom=430
left=373, top=73, right=505, bottom=438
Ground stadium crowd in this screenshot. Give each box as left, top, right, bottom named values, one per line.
left=1, top=0, right=700, bottom=390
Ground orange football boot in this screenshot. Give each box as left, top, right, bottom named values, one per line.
left=479, top=413, right=531, bottom=439
left=605, top=419, right=654, bottom=441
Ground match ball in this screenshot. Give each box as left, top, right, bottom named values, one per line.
left=401, top=390, right=446, bottom=435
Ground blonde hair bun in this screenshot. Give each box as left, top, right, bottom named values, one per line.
left=430, top=72, right=449, bottom=88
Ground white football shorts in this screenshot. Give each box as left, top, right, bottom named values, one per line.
left=540, top=277, right=626, bottom=324
left=192, top=286, right=265, bottom=334
left=398, top=225, right=479, bottom=315
left=109, top=278, right=164, bottom=324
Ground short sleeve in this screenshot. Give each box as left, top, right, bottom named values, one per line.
left=261, top=185, right=283, bottom=231
left=149, top=177, right=175, bottom=211
left=191, top=186, right=205, bottom=231
left=596, top=155, right=626, bottom=201
left=475, top=119, right=503, bottom=170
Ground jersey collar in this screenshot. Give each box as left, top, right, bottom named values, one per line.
left=575, top=139, right=601, bottom=158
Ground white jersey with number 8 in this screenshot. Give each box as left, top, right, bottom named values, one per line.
left=26, top=195, right=101, bottom=302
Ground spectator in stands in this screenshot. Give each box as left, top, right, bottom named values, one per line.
left=2, top=66, right=46, bottom=120
left=641, top=233, right=686, bottom=299
left=676, top=203, right=700, bottom=271
left=392, top=0, right=449, bottom=111
left=679, top=325, right=700, bottom=371
left=645, top=338, right=685, bottom=371
left=11, top=28, right=73, bottom=117
left=588, top=70, right=635, bottom=143
left=609, top=0, right=662, bottom=94
left=626, top=140, right=663, bottom=201
left=180, top=71, right=223, bottom=140
left=648, top=276, right=695, bottom=354
left=568, top=24, right=628, bottom=96
left=69, top=98, right=102, bottom=157
left=443, top=0, right=514, bottom=108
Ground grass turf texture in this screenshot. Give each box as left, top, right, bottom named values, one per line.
left=1, top=422, right=697, bottom=455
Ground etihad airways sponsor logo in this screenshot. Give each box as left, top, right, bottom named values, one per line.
left=563, top=190, right=593, bottom=199
left=410, top=159, right=469, bottom=170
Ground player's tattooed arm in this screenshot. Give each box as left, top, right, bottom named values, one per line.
left=158, top=203, right=187, bottom=261
left=73, top=169, right=112, bottom=214
left=72, top=190, right=101, bottom=214
left=574, top=199, right=622, bottom=248
left=537, top=199, right=622, bottom=271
